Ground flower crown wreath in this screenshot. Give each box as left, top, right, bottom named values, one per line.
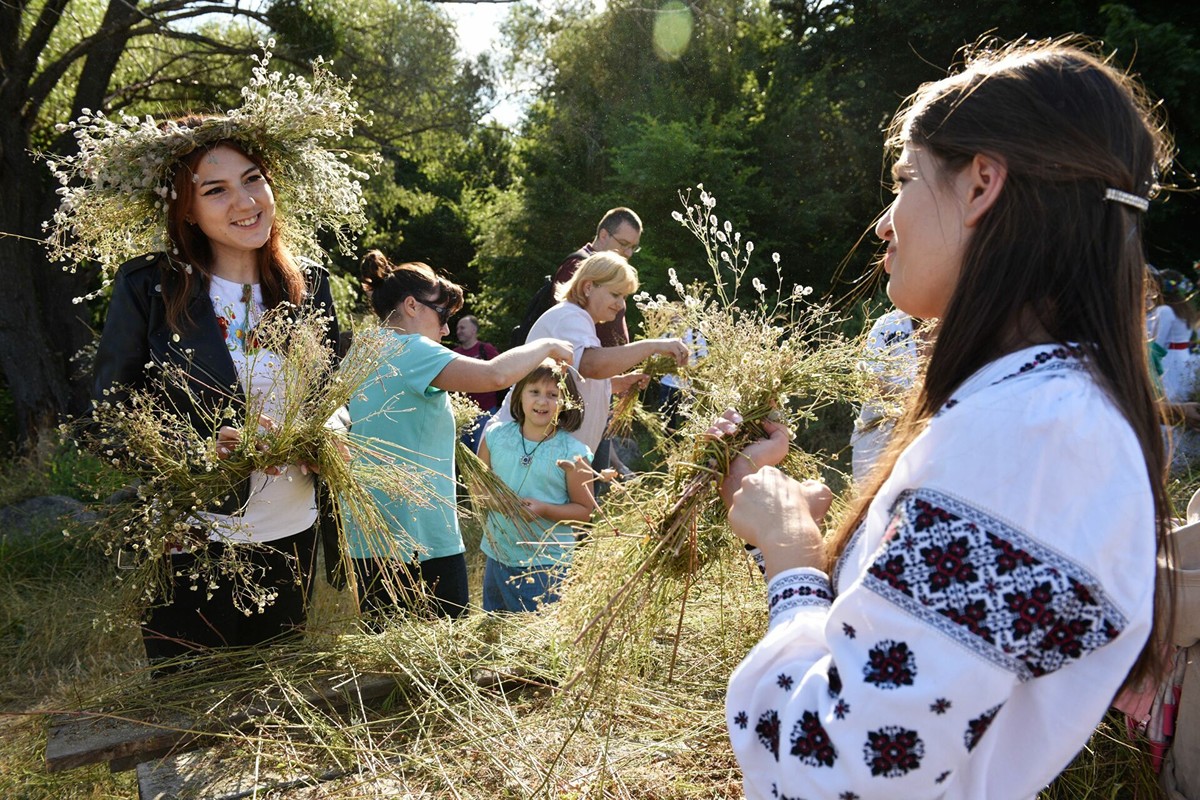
left=44, top=42, right=374, bottom=284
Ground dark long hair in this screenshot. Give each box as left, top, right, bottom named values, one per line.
left=359, top=249, right=464, bottom=322
left=163, top=119, right=305, bottom=332
left=832, top=39, right=1174, bottom=688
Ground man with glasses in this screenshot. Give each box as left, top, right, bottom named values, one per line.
left=552, top=207, right=643, bottom=348
left=549, top=207, right=645, bottom=482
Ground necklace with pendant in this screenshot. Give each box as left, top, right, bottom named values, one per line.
left=519, top=432, right=549, bottom=467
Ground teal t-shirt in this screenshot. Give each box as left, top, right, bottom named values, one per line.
left=480, top=421, right=592, bottom=567
left=342, top=332, right=462, bottom=562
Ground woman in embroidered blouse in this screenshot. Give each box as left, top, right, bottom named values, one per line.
left=343, top=251, right=573, bottom=623
left=92, top=136, right=342, bottom=670
left=715, top=40, right=1172, bottom=799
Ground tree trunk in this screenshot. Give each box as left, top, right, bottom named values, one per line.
left=0, top=0, right=142, bottom=452
left=0, top=114, right=94, bottom=450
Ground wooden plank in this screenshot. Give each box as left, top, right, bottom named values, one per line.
left=46, top=672, right=400, bottom=774
left=45, top=710, right=206, bottom=774
left=137, top=748, right=303, bottom=800
left=136, top=749, right=416, bottom=800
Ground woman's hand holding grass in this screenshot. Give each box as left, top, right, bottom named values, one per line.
left=711, top=410, right=832, bottom=578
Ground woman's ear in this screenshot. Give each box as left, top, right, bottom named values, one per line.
left=581, top=280, right=594, bottom=299
left=963, top=153, right=1007, bottom=228
left=394, top=296, right=417, bottom=322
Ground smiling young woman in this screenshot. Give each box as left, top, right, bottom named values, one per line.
left=91, top=130, right=342, bottom=672
left=50, top=54, right=369, bottom=673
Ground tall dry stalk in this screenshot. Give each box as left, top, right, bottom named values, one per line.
left=71, top=313, right=441, bottom=626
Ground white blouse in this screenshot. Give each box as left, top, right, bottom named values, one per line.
left=727, top=344, right=1156, bottom=799
left=196, top=275, right=317, bottom=544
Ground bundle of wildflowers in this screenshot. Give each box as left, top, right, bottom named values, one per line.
left=43, top=42, right=374, bottom=290
left=566, top=187, right=874, bottom=666
left=73, top=312, right=433, bottom=622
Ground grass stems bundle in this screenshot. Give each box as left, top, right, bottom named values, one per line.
left=71, top=312, right=443, bottom=625
left=563, top=189, right=874, bottom=671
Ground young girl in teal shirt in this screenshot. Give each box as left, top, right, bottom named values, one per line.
left=478, top=362, right=595, bottom=612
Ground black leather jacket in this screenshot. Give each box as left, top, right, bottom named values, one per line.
left=91, top=252, right=341, bottom=518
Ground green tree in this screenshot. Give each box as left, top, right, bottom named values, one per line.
left=473, top=0, right=779, bottom=338
left=484, top=0, right=1200, bottom=332
left=0, top=1, right=270, bottom=450
left=269, top=0, right=497, bottom=303
left=754, top=0, right=1200, bottom=299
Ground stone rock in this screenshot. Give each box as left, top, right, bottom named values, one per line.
left=0, top=495, right=97, bottom=542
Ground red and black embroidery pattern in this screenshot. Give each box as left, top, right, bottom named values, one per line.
left=863, top=640, right=917, bottom=690
left=965, top=703, right=1004, bottom=752
left=864, top=489, right=1125, bottom=681
left=935, top=346, right=1087, bottom=417
left=863, top=725, right=924, bottom=778
left=768, top=572, right=833, bottom=624
left=790, top=710, right=837, bottom=767
left=756, top=709, right=781, bottom=760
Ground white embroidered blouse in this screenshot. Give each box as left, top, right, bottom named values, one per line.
left=726, top=344, right=1156, bottom=799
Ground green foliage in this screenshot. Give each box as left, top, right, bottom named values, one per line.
left=267, top=0, right=499, bottom=313
left=469, top=0, right=781, bottom=337
left=1100, top=3, right=1200, bottom=269
left=0, top=434, right=124, bottom=508
left=465, top=0, right=1200, bottom=340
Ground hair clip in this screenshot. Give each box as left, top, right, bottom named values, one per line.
left=1104, top=188, right=1150, bottom=213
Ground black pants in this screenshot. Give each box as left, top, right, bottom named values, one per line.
left=351, top=553, right=469, bottom=630
left=141, top=526, right=318, bottom=670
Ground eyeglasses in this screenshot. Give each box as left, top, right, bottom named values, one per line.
left=415, top=297, right=452, bottom=325
left=611, top=235, right=641, bottom=255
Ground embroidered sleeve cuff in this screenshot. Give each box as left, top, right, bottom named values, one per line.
left=766, top=568, right=832, bottom=628
left=744, top=544, right=766, bottom=577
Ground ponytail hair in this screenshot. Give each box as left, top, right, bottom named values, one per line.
left=359, top=249, right=464, bottom=322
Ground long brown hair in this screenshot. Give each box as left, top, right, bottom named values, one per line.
left=163, top=119, right=305, bottom=332
left=832, top=39, right=1174, bottom=688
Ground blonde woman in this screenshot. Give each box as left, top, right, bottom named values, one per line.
left=491, top=252, right=689, bottom=453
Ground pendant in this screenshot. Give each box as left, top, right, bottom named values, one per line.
left=520, top=454, right=533, bottom=467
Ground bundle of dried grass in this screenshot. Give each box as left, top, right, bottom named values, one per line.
left=560, top=187, right=876, bottom=671
left=71, top=313, right=434, bottom=625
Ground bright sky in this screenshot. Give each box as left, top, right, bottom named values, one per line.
left=441, top=1, right=526, bottom=127
left=441, top=0, right=609, bottom=128
left=442, top=1, right=512, bottom=58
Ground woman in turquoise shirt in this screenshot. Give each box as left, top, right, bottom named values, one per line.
left=345, top=250, right=572, bottom=622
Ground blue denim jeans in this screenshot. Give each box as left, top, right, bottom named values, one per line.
left=481, top=556, right=566, bottom=613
